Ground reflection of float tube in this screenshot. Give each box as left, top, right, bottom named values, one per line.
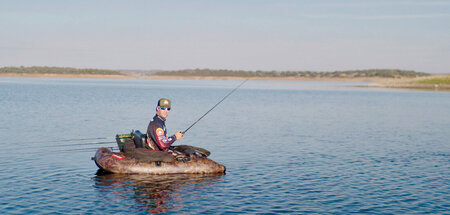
left=93, top=147, right=225, bottom=174
left=93, top=172, right=224, bottom=213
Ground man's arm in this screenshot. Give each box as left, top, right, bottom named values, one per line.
left=154, top=127, right=176, bottom=151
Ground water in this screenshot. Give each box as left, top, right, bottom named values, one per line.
left=0, top=78, right=449, bottom=214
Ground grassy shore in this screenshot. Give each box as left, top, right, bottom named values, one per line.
left=368, top=74, right=450, bottom=91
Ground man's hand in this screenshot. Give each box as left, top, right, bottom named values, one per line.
left=175, top=131, right=184, bottom=140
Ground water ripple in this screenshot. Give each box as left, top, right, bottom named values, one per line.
left=1, top=79, right=449, bottom=214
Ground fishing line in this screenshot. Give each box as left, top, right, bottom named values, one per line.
left=182, top=79, right=248, bottom=134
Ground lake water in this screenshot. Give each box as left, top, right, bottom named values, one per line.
left=0, top=78, right=449, bottom=214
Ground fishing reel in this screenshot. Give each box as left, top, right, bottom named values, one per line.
left=175, top=154, right=190, bottom=162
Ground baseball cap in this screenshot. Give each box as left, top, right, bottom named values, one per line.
left=157, top=98, right=171, bottom=108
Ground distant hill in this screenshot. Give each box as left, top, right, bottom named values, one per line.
left=154, top=69, right=430, bottom=78
left=0, top=66, right=122, bottom=75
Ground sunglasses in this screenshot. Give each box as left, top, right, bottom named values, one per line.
left=160, top=107, right=171, bottom=111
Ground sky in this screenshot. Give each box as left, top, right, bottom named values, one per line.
left=0, top=0, right=449, bottom=73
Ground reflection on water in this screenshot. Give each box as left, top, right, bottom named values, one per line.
left=93, top=171, right=224, bottom=213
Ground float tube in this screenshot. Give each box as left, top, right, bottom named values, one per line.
left=93, top=131, right=226, bottom=174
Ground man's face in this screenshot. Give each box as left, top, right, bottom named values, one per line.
left=156, top=106, right=170, bottom=119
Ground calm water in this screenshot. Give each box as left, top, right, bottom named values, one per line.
left=0, top=78, right=449, bottom=214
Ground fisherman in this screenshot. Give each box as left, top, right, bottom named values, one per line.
left=146, top=98, right=183, bottom=151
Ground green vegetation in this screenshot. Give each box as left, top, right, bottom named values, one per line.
left=154, top=69, right=429, bottom=78
left=0, top=66, right=122, bottom=75
left=413, top=75, right=450, bottom=85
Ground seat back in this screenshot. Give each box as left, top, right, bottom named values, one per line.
left=132, top=130, right=147, bottom=148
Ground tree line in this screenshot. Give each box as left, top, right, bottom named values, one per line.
left=154, top=69, right=429, bottom=78
left=0, top=66, right=122, bottom=75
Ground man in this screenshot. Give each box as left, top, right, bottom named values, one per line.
left=146, top=98, right=183, bottom=151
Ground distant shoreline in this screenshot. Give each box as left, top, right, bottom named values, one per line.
left=0, top=72, right=394, bottom=81
left=0, top=73, right=131, bottom=79
left=1, top=72, right=449, bottom=91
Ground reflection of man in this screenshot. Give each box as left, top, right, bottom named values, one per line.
left=146, top=98, right=183, bottom=151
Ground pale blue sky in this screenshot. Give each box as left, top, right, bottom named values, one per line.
left=1, top=0, right=449, bottom=73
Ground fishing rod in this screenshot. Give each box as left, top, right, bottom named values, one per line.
left=39, top=140, right=116, bottom=148
left=182, top=79, right=248, bottom=134
left=2, top=141, right=117, bottom=152
left=9, top=136, right=116, bottom=145
left=48, top=147, right=118, bottom=154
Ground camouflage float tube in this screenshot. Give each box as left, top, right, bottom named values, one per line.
left=93, top=131, right=226, bottom=174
